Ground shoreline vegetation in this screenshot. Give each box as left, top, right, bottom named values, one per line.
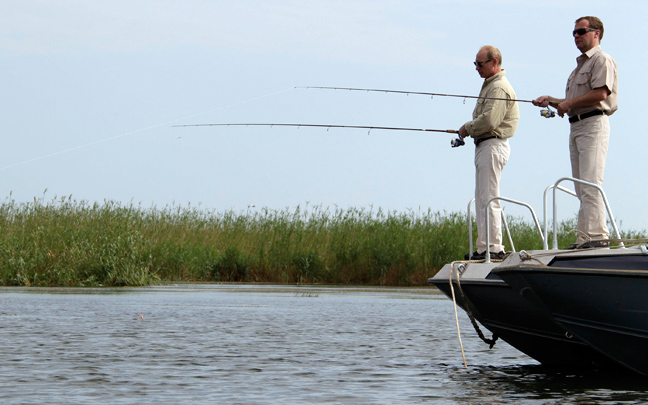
left=0, top=195, right=644, bottom=287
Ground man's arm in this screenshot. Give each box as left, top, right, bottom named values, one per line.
left=556, top=87, right=609, bottom=117
left=534, top=87, right=609, bottom=117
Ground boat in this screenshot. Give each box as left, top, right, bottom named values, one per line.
left=429, top=176, right=647, bottom=373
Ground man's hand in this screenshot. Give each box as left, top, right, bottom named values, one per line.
left=556, top=100, right=571, bottom=117
left=458, top=124, right=469, bottom=139
left=533, top=96, right=550, bottom=108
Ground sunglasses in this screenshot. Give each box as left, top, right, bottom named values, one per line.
left=573, top=28, right=597, bottom=37
left=473, top=59, right=492, bottom=68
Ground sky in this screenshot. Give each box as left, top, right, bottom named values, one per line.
left=2, top=0, right=646, bottom=235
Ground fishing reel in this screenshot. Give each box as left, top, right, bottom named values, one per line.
left=451, top=136, right=465, bottom=148
left=540, top=107, right=556, bottom=118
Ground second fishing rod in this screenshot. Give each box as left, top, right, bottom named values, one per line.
left=296, top=86, right=557, bottom=118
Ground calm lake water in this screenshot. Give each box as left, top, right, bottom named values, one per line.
left=1, top=284, right=647, bottom=404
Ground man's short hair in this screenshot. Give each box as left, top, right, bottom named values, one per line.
left=577, top=16, right=604, bottom=41
left=481, top=46, right=502, bottom=66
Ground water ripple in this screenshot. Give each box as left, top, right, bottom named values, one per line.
left=0, top=285, right=646, bottom=404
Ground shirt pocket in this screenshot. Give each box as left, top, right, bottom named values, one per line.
left=473, top=97, right=487, bottom=116
left=574, top=69, right=592, bottom=87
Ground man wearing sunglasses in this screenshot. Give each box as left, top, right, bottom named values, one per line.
left=459, top=45, right=519, bottom=260
left=534, top=16, right=618, bottom=248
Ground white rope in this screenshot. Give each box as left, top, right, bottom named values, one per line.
left=448, top=261, right=468, bottom=368
left=0, top=87, right=293, bottom=171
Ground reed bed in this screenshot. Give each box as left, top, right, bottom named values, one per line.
left=0, top=195, right=642, bottom=287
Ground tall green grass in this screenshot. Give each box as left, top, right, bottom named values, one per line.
left=0, top=195, right=643, bottom=287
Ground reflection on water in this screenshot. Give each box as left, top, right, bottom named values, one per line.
left=0, top=284, right=646, bottom=404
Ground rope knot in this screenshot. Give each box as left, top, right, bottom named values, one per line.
left=519, top=250, right=531, bottom=261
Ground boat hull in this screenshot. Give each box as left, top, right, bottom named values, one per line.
left=494, top=264, right=648, bottom=375
left=431, top=275, right=614, bottom=367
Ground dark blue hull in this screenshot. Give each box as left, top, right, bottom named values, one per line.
left=494, top=263, right=648, bottom=375
left=431, top=276, right=615, bottom=367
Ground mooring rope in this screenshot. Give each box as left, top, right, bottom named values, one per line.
left=448, top=262, right=468, bottom=368
left=454, top=269, right=499, bottom=349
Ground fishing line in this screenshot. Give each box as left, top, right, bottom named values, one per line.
left=0, top=87, right=294, bottom=171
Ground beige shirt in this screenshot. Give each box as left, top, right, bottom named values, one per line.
left=565, top=45, right=618, bottom=117
left=464, top=70, right=519, bottom=140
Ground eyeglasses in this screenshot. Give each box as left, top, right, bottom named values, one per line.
left=573, top=28, right=597, bottom=37
left=473, top=59, right=492, bottom=68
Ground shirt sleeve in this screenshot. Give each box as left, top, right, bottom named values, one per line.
left=590, top=54, right=616, bottom=94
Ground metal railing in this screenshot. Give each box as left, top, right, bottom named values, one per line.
left=467, top=197, right=544, bottom=263
left=542, top=184, right=577, bottom=250
left=483, top=197, right=544, bottom=263
left=466, top=176, right=623, bottom=261
left=550, top=177, right=623, bottom=250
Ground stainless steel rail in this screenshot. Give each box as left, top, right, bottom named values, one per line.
left=464, top=176, right=623, bottom=261
left=551, top=177, right=623, bottom=249
left=484, top=197, right=544, bottom=264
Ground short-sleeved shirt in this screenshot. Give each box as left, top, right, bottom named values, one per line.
left=464, top=70, right=519, bottom=141
left=565, top=45, right=618, bottom=117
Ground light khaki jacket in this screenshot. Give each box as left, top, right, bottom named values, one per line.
left=464, top=70, right=519, bottom=141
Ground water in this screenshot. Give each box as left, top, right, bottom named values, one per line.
left=1, top=285, right=647, bottom=404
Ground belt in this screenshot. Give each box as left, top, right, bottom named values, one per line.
left=568, top=110, right=604, bottom=124
left=474, top=136, right=497, bottom=146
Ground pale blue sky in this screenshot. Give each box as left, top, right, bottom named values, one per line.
left=2, top=1, right=645, bottom=233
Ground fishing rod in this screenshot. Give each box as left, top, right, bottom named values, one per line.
left=297, top=86, right=556, bottom=118
left=174, top=123, right=467, bottom=147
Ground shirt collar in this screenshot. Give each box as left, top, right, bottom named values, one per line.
left=578, top=45, right=602, bottom=62
left=484, top=69, right=505, bottom=85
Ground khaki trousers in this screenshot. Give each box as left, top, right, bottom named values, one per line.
left=474, top=138, right=510, bottom=253
left=569, top=114, right=610, bottom=243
